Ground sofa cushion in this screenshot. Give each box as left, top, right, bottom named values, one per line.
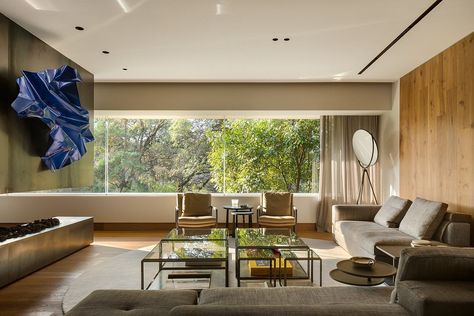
left=263, top=192, right=292, bottom=216
left=171, top=304, right=410, bottom=316
left=374, top=196, right=412, bottom=228
left=199, top=287, right=393, bottom=306
left=397, top=281, right=474, bottom=316
left=399, top=198, right=448, bottom=239
left=182, top=193, right=212, bottom=216
left=65, top=289, right=198, bottom=316
left=334, top=221, right=413, bottom=255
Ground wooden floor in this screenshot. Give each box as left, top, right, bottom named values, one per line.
left=0, top=229, right=331, bottom=316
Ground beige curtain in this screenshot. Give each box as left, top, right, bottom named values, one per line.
left=316, top=116, right=380, bottom=232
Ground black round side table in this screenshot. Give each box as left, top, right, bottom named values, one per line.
left=223, top=205, right=253, bottom=237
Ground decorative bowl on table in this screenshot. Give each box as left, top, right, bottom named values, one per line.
left=351, top=256, right=375, bottom=268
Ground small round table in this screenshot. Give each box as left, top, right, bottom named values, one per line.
left=223, top=205, right=253, bottom=237
left=330, top=259, right=397, bottom=286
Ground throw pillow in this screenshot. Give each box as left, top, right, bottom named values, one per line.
left=374, top=195, right=412, bottom=228
left=182, top=193, right=212, bottom=216
left=398, top=197, right=448, bottom=239
left=263, top=192, right=292, bottom=216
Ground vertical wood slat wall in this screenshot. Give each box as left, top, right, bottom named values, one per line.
left=400, top=32, right=474, bottom=244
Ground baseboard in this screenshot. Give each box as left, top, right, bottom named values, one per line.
left=93, top=222, right=316, bottom=231
left=94, top=223, right=176, bottom=231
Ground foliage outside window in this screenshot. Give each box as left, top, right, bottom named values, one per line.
left=88, top=118, right=319, bottom=193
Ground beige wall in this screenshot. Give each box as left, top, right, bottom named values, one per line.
left=0, top=193, right=318, bottom=224
left=1, top=82, right=392, bottom=225
left=95, top=82, right=392, bottom=112
left=379, top=81, right=400, bottom=202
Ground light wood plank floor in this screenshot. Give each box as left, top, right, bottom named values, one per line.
left=0, top=229, right=331, bottom=316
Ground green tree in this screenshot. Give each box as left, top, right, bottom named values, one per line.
left=208, top=119, right=319, bottom=193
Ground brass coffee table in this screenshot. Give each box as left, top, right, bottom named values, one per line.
left=330, top=259, right=397, bottom=286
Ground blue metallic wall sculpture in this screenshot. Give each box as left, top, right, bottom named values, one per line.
left=11, top=65, right=94, bottom=171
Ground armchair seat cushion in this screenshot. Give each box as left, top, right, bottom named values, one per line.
left=178, top=216, right=216, bottom=227
left=259, top=215, right=296, bottom=226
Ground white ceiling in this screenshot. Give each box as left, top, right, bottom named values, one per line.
left=0, top=0, right=473, bottom=82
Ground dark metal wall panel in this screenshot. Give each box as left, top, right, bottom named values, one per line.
left=0, top=14, right=10, bottom=192
left=0, top=13, right=94, bottom=193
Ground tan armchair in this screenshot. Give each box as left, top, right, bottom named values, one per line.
left=175, top=193, right=218, bottom=228
left=257, top=192, right=297, bottom=232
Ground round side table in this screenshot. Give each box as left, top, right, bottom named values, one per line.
left=223, top=205, right=253, bottom=236
left=330, top=259, right=397, bottom=286
left=231, top=210, right=254, bottom=237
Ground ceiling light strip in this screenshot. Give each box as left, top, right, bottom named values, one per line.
left=358, top=0, right=444, bottom=75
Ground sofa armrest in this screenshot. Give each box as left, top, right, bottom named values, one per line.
left=292, top=206, right=298, bottom=221
left=396, top=247, right=474, bottom=283
left=433, top=212, right=472, bottom=246
left=332, top=204, right=381, bottom=225
left=397, top=280, right=474, bottom=316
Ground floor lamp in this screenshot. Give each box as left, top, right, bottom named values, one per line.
left=352, top=129, right=379, bottom=204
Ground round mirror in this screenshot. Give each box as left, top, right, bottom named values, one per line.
left=352, top=129, right=378, bottom=168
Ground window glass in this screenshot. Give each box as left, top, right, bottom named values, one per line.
left=208, top=119, right=320, bottom=193
left=32, top=118, right=320, bottom=194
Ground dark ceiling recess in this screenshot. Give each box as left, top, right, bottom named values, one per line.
left=358, top=0, right=444, bottom=75
left=272, top=38, right=278, bottom=41
left=102, top=50, right=110, bottom=54
left=75, top=26, right=84, bottom=31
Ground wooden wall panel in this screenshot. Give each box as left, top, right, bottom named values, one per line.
left=400, top=32, right=474, bottom=244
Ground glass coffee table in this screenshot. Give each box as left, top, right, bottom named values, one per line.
left=141, top=228, right=229, bottom=290
left=235, top=228, right=321, bottom=287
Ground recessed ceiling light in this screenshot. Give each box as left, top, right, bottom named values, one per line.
left=284, top=38, right=290, bottom=41
left=122, top=68, right=128, bottom=71
left=272, top=38, right=278, bottom=41
left=75, top=26, right=85, bottom=31
left=102, top=50, right=110, bottom=54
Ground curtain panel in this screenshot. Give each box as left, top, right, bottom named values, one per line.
left=316, top=116, right=380, bottom=232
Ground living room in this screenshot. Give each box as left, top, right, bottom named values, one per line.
left=0, top=1, right=473, bottom=315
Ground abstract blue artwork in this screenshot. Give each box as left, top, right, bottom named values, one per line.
left=11, top=65, right=94, bottom=171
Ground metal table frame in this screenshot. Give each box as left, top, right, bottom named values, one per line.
left=141, top=228, right=229, bottom=290
left=235, top=228, right=322, bottom=287
left=223, top=205, right=253, bottom=235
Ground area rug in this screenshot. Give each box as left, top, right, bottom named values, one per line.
left=62, top=238, right=351, bottom=313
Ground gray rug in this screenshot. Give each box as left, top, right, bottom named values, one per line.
left=62, top=238, right=351, bottom=313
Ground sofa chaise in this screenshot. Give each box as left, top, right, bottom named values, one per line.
left=332, top=196, right=471, bottom=258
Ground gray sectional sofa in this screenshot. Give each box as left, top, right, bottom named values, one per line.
left=66, top=247, right=474, bottom=316
left=332, top=196, right=471, bottom=258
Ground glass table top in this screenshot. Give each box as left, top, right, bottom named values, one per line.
left=143, top=228, right=228, bottom=262
left=235, top=228, right=307, bottom=248
left=164, top=228, right=228, bottom=241
left=145, top=239, right=228, bottom=261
